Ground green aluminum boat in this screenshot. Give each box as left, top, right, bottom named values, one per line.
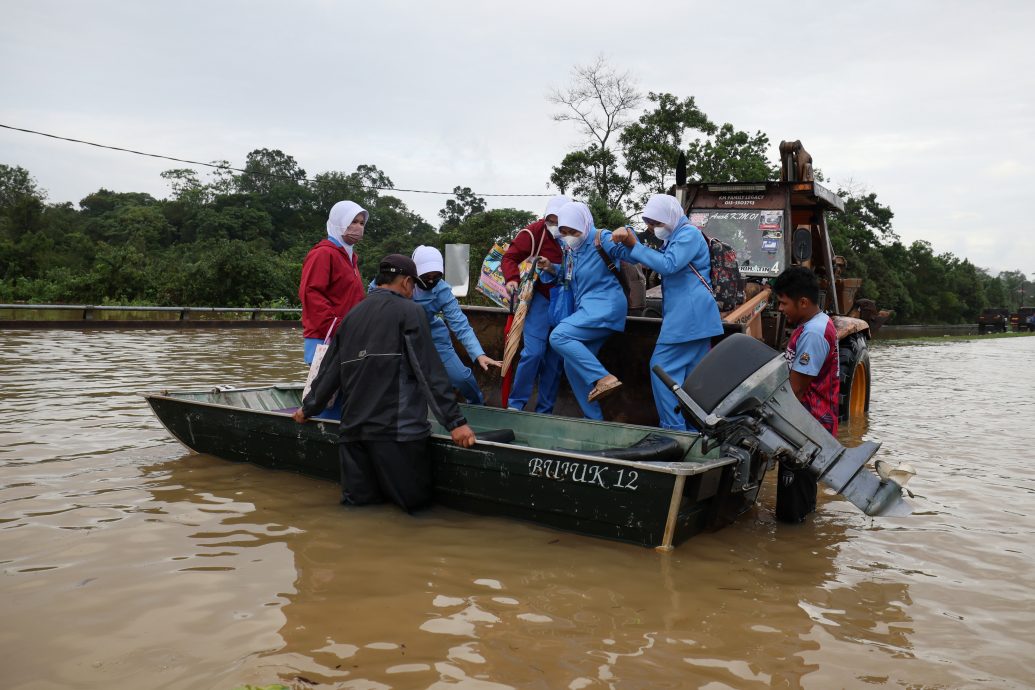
left=145, top=384, right=768, bottom=550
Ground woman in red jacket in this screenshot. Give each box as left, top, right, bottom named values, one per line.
left=299, top=200, right=368, bottom=364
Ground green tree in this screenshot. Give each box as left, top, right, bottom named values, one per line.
left=0, top=163, right=45, bottom=208
left=188, top=206, right=275, bottom=244
left=684, top=124, right=777, bottom=183
left=90, top=204, right=173, bottom=251
left=982, top=270, right=1009, bottom=307
left=160, top=168, right=207, bottom=204
left=235, top=149, right=307, bottom=196
left=998, top=270, right=1030, bottom=310
left=79, top=189, right=158, bottom=217
left=620, top=92, right=715, bottom=205
left=438, top=186, right=487, bottom=229
left=309, top=164, right=394, bottom=217
left=234, top=149, right=314, bottom=247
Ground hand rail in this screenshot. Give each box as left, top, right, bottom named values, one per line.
left=0, top=303, right=300, bottom=321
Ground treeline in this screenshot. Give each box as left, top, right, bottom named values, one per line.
left=0, top=156, right=532, bottom=308
left=827, top=191, right=1029, bottom=322
left=1, top=155, right=1026, bottom=322
left=0, top=57, right=1029, bottom=322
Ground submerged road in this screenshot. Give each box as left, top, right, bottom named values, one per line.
left=0, top=328, right=1033, bottom=689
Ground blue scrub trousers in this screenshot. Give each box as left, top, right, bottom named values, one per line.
left=303, top=337, right=323, bottom=364
left=303, top=338, right=343, bottom=421
left=431, top=324, right=485, bottom=405
left=508, top=291, right=564, bottom=413
left=549, top=322, right=615, bottom=420
left=650, top=338, right=711, bottom=431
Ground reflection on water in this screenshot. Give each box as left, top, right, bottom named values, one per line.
left=1, top=328, right=1033, bottom=689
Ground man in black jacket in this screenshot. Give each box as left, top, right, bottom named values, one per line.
left=293, top=254, right=477, bottom=512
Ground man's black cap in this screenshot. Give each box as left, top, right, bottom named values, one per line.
left=379, top=254, right=418, bottom=279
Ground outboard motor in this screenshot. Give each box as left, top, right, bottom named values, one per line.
left=653, top=333, right=912, bottom=517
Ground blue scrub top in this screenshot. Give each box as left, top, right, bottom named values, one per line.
left=543, top=227, right=626, bottom=332
left=413, top=279, right=486, bottom=360
left=623, top=219, right=723, bottom=344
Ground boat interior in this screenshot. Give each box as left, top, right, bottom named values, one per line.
left=156, top=385, right=720, bottom=467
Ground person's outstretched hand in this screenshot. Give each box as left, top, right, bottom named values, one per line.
left=450, top=424, right=476, bottom=448
left=476, top=355, right=502, bottom=371
left=292, top=409, right=307, bottom=424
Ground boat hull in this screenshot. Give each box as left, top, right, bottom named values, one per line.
left=146, top=387, right=757, bottom=549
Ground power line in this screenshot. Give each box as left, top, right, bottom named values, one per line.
left=0, top=123, right=555, bottom=198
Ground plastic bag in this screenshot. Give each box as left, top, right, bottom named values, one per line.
left=475, top=242, right=511, bottom=308
left=302, top=318, right=339, bottom=408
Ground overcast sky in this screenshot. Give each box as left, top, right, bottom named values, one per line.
left=2, top=0, right=1033, bottom=275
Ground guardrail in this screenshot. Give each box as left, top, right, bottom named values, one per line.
left=0, top=303, right=300, bottom=320
left=0, top=303, right=302, bottom=329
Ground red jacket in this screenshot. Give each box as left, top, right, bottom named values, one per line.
left=501, top=219, right=564, bottom=300
left=299, top=239, right=364, bottom=339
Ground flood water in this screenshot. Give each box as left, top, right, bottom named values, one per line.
left=1, top=328, right=1033, bottom=690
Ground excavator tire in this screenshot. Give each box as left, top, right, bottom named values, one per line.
left=838, top=333, right=871, bottom=422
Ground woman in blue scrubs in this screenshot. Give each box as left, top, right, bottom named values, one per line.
left=611, top=194, right=723, bottom=430
left=411, top=245, right=501, bottom=404
left=542, top=201, right=626, bottom=420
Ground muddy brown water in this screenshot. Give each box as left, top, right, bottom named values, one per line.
left=1, top=329, right=1033, bottom=689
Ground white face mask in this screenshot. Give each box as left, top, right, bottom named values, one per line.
left=546, top=224, right=560, bottom=239
left=562, top=233, right=585, bottom=250
left=653, top=225, right=672, bottom=242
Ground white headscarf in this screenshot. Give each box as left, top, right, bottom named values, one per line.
left=556, top=201, right=595, bottom=235
left=411, top=245, right=444, bottom=276
left=641, top=194, right=686, bottom=230
left=544, top=194, right=572, bottom=220
left=326, top=200, right=368, bottom=245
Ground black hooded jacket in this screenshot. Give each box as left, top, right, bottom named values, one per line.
left=301, top=287, right=468, bottom=441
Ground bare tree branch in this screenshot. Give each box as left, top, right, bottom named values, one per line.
left=549, top=55, right=641, bottom=149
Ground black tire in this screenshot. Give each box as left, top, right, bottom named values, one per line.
left=979, top=325, right=987, bottom=334
left=838, top=333, right=871, bottom=422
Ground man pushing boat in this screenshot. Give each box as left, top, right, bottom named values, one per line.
left=293, top=253, right=477, bottom=513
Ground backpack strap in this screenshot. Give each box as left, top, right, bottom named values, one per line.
left=594, top=230, right=630, bottom=295
left=688, top=262, right=714, bottom=295
left=688, top=232, right=715, bottom=295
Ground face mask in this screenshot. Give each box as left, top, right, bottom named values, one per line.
left=343, top=223, right=364, bottom=244
left=562, top=233, right=585, bottom=250
left=546, top=224, right=560, bottom=239
left=653, top=225, right=671, bottom=242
